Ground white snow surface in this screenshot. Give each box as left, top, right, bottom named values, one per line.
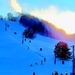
left=0, top=20, right=75, bottom=75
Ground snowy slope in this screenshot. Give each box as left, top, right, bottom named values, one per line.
left=0, top=20, right=75, bottom=75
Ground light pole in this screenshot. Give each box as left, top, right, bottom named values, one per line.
left=71, top=45, right=75, bottom=75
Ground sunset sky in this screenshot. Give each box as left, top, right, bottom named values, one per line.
left=0, top=0, right=75, bottom=34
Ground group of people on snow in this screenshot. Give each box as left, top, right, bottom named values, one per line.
left=52, top=71, right=68, bottom=75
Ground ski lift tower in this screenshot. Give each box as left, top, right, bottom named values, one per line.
left=71, top=45, right=75, bottom=75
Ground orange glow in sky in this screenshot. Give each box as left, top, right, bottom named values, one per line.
left=30, top=6, right=75, bottom=34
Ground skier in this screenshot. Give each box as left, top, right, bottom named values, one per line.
left=44, top=58, right=46, bottom=62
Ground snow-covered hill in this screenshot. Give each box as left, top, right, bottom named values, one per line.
left=0, top=19, right=75, bottom=75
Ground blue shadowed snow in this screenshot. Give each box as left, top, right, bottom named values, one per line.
left=0, top=20, right=75, bottom=75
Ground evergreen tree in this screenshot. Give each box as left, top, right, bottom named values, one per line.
left=23, top=28, right=35, bottom=39
left=54, top=41, right=71, bottom=60
left=7, top=13, right=13, bottom=20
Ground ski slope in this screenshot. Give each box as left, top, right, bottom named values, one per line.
left=0, top=20, right=75, bottom=75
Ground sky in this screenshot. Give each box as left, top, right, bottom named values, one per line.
left=0, top=0, right=75, bottom=34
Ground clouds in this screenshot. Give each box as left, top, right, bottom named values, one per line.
left=30, top=6, right=75, bottom=34
left=9, top=0, right=75, bottom=34
left=10, top=0, right=22, bottom=13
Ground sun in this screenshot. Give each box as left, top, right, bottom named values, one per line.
left=51, top=19, right=75, bottom=34
left=50, top=14, right=75, bottom=34
left=57, top=25, right=75, bottom=34
left=43, top=11, right=75, bottom=34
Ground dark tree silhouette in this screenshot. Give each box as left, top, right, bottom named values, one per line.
left=19, top=14, right=48, bottom=36
left=23, top=28, right=35, bottom=39
left=54, top=41, right=71, bottom=60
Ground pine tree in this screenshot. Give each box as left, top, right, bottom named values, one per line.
left=54, top=41, right=71, bottom=60
left=22, top=28, right=35, bottom=39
